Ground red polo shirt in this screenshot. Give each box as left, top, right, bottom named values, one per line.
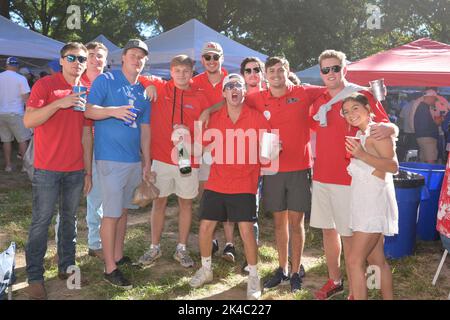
left=205, top=104, right=271, bottom=194
left=192, top=68, right=228, bottom=106
left=27, top=72, right=90, bottom=172
left=310, top=89, right=389, bottom=185
left=245, top=85, right=325, bottom=173
left=150, top=80, right=210, bottom=167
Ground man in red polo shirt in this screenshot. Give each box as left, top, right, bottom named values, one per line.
left=137, top=55, right=209, bottom=268
left=310, top=49, right=396, bottom=300
left=23, top=42, right=92, bottom=300
left=192, top=42, right=239, bottom=263
left=189, top=74, right=272, bottom=300
left=244, top=56, right=325, bottom=293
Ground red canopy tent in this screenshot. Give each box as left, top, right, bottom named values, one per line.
left=346, top=38, right=450, bottom=87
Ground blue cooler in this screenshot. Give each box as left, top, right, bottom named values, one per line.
left=385, top=171, right=425, bottom=259
left=399, top=162, right=445, bottom=241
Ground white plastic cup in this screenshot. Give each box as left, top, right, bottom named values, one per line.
left=261, top=132, right=279, bottom=160
left=369, top=79, right=386, bottom=101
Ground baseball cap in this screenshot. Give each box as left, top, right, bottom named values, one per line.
left=19, top=67, right=30, bottom=75
left=123, top=39, right=148, bottom=56
left=222, top=73, right=245, bottom=91
left=201, top=42, right=223, bottom=56
left=424, top=89, right=438, bottom=97
left=6, top=57, right=19, bottom=66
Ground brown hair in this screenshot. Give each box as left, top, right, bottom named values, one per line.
left=342, top=93, right=374, bottom=118
left=318, top=50, right=347, bottom=68
left=240, top=57, right=265, bottom=76
left=60, top=42, right=87, bottom=57
left=265, top=56, right=289, bottom=71
left=170, top=55, right=195, bottom=70
left=85, top=41, right=108, bottom=54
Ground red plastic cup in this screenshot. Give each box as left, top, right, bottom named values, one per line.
left=345, top=136, right=361, bottom=159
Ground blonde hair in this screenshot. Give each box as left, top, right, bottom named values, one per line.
left=318, top=50, right=347, bottom=68
left=170, top=55, right=195, bottom=70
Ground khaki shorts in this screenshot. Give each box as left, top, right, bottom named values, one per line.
left=0, top=113, right=32, bottom=143
left=152, top=160, right=199, bottom=199
left=417, top=137, right=438, bottom=163
left=310, top=181, right=352, bottom=237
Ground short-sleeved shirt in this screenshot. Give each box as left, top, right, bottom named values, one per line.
left=88, top=70, right=150, bottom=163
left=27, top=72, right=90, bottom=171
left=310, top=89, right=389, bottom=186
left=204, top=104, right=271, bottom=194
left=149, top=80, right=210, bottom=168
left=245, top=85, right=325, bottom=173
left=414, top=102, right=439, bottom=139
left=192, top=68, right=228, bottom=106
left=0, top=70, right=30, bottom=114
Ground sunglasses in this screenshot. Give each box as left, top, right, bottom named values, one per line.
left=203, top=54, right=221, bottom=61
left=244, top=67, right=261, bottom=74
left=320, top=65, right=342, bottom=75
left=63, top=55, right=87, bottom=63
left=224, top=82, right=244, bottom=91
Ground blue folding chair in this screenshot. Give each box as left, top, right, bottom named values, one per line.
left=0, top=242, right=16, bottom=300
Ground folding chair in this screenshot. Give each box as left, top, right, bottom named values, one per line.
left=0, top=242, right=16, bottom=300
left=432, top=235, right=450, bottom=300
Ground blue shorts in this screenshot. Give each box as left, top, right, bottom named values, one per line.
left=96, top=160, right=141, bottom=218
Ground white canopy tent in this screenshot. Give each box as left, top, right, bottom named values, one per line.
left=0, top=15, right=63, bottom=61
left=90, top=34, right=120, bottom=52
left=108, top=19, right=268, bottom=78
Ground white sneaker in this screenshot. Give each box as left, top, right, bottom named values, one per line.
left=137, top=246, right=161, bottom=266
left=247, top=275, right=262, bottom=300
left=189, top=267, right=213, bottom=288
left=4, top=166, right=12, bottom=172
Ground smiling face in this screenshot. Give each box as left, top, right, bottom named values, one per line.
left=266, top=62, right=288, bottom=89
left=87, top=47, right=107, bottom=73
left=320, top=57, right=346, bottom=90
left=201, top=52, right=223, bottom=74
left=342, top=99, right=371, bottom=129
left=170, top=64, right=193, bottom=89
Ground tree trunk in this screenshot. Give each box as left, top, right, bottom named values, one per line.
left=0, top=0, right=11, bottom=19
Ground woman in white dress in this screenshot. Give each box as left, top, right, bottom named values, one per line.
left=342, top=93, right=399, bottom=300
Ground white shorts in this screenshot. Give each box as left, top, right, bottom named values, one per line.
left=310, top=181, right=352, bottom=237
left=152, top=160, right=199, bottom=199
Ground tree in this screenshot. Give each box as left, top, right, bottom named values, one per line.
left=0, top=0, right=11, bottom=19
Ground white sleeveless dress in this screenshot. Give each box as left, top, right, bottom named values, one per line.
left=347, top=128, right=399, bottom=236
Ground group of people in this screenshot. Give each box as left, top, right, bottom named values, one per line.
left=3, top=37, right=402, bottom=301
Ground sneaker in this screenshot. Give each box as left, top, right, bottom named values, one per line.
left=4, top=166, right=12, bottom=172
left=88, top=248, right=104, bottom=260
left=222, top=243, right=236, bottom=263
left=314, top=279, right=344, bottom=300
left=173, top=248, right=194, bottom=268
left=26, top=282, right=47, bottom=300
left=189, top=267, right=213, bottom=288
left=116, top=256, right=132, bottom=266
left=211, top=239, right=219, bottom=256
left=247, top=275, right=262, bottom=300
left=263, top=267, right=290, bottom=289
left=290, top=272, right=302, bottom=293
left=137, top=246, right=162, bottom=266
left=104, top=269, right=132, bottom=289
left=299, top=264, right=306, bottom=278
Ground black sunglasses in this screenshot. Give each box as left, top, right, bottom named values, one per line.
left=321, top=65, right=342, bottom=75
left=244, top=67, right=261, bottom=74
left=203, top=54, right=221, bottom=61
left=63, top=54, right=87, bottom=63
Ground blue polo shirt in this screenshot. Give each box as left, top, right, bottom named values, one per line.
left=88, top=70, right=150, bottom=163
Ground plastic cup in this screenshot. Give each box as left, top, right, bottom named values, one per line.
left=345, top=136, right=361, bottom=159
left=72, top=85, right=87, bottom=111
left=261, top=132, right=279, bottom=159
left=123, top=107, right=139, bottom=128
left=369, top=79, right=386, bottom=101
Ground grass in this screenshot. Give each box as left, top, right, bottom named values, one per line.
left=1, top=158, right=449, bottom=300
